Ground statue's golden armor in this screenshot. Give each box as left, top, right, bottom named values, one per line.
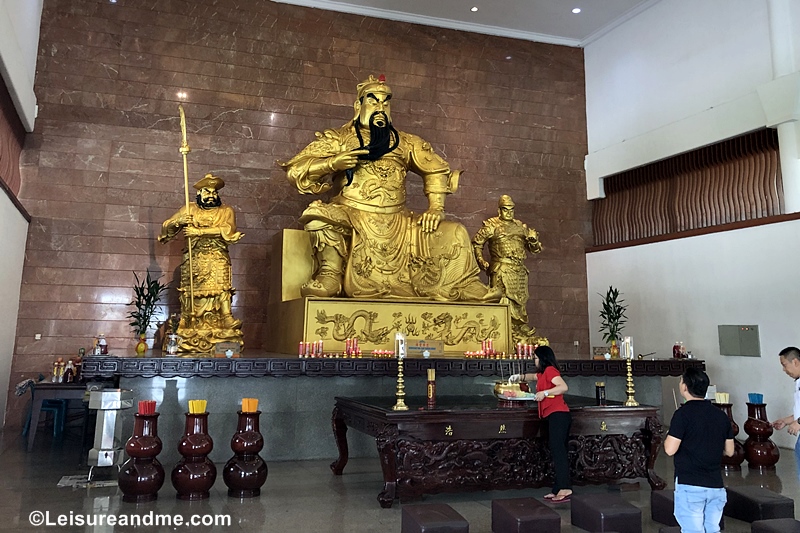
left=279, top=75, right=500, bottom=303
left=473, top=196, right=545, bottom=344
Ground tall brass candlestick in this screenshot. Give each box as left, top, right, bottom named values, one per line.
left=392, top=357, right=408, bottom=411
left=624, top=358, right=639, bottom=406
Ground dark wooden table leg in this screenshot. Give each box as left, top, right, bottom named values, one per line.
left=376, top=425, right=399, bottom=508
left=644, top=416, right=667, bottom=490
left=330, top=406, right=349, bottom=475
left=27, top=396, right=43, bottom=452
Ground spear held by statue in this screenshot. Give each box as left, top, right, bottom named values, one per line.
left=178, top=104, right=195, bottom=319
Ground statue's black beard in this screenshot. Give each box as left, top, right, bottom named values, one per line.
left=357, top=112, right=399, bottom=161
left=196, top=193, right=222, bottom=209
left=346, top=112, right=399, bottom=186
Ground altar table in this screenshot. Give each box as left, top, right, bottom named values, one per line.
left=330, top=395, right=666, bottom=508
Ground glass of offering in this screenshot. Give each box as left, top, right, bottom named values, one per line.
left=166, top=334, right=181, bottom=356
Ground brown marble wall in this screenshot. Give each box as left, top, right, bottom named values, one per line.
left=8, top=0, right=590, bottom=425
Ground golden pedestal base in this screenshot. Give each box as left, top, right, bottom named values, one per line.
left=266, top=229, right=512, bottom=356
left=266, top=297, right=511, bottom=356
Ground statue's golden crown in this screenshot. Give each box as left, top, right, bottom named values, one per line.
left=498, top=194, right=515, bottom=208
left=356, top=74, right=391, bottom=100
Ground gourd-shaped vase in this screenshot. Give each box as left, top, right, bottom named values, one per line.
left=713, top=403, right=745, bottom=470
left=223, top=411, right=268, bottom=498
left=118, top=413, right=165, bottom=502
left=135, top=334, right=148, bottom=356
left=171, top=412, right=216, bottom=500
left=743, top=402, right=780, bottom=472
left=609, top=339, right=620, bottom=358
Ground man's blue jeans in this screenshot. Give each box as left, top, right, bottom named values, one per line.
left=795, top=436, right=800, bottom=484
left=674, top=481, right=726, bottom=533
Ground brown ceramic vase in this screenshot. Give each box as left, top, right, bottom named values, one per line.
left=713, top=403, right=745, bottom=470
left=171, top=412, right=216, bottom=500
left=743, top=402, right=780, bottom=472
left=118, top=413, right=165, bottom=503
left=223, top=411, right=268, bottom=498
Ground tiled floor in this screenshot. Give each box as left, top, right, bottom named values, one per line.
left=0, top=426, right=797, bottom=532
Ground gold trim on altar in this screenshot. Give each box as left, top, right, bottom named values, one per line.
left=266, top=297, right=511, bottom=357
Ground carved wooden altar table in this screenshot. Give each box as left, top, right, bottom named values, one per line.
left=330, top=395, right=665, bottom=508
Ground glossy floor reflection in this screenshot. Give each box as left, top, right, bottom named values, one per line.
left=1, top=429, right=797, bottom=532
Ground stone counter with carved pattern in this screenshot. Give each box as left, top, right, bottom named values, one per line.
left=79, top=356, right=700, bottom=464
left=331, top=395, right=666, bottom=507
left=81, top=355, right=702, bottom=379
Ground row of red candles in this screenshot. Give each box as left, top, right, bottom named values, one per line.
left=297, top=351, right=398, bottom=359
left=299, top=338, right=364, bottom=357
left=299, top=338, right=523, bottom=358
left=464, top=352, right=535, bottom=359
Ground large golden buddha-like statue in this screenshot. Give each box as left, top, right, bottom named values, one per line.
left=279, top=75, right=500, bottom=303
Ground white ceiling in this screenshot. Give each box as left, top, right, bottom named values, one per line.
left=271, top=0, right=660, bottom=47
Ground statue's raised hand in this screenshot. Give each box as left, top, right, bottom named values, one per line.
left=184, top=226, right=203, bottom=237
left=328, top=148, right=369, bottom=172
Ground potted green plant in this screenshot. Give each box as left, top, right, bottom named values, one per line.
left=598, top=285, right=628, bottom=358
left=127, top=270, right=169, bottom=354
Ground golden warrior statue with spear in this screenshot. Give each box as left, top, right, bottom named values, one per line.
left=158, top=105, right=244, bottom=354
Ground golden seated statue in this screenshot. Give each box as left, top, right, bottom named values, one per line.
left=268, top=75, right=548, bottom=355
left=277, top=75, right=500, bottom=304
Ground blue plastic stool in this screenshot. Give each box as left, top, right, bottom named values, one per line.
left=22, top=399, right=67, bottom=438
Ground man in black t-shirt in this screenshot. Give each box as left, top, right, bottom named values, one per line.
left=664, top=368, right=734, bottom=533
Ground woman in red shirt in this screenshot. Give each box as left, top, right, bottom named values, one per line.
left=512, top=345, right=572, bottom=502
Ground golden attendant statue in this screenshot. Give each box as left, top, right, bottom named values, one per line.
left=159, top=174, right=244, bottom=353
left=279, top=75, right=500, bottom=303
left=472, top=195, right=545, bottom=344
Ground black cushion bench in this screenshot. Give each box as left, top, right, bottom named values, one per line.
left=570, top=493, right=642, bottom=533
left=724, top=486, right=794, bottom=523
left=401, top=503, right=469, bottom=533
left=491, top=497, right=560, bottom=533
left=751, top=518, right=800, bottom=532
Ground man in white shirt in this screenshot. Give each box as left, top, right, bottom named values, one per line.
left=771, top=346, right=800, bottom=483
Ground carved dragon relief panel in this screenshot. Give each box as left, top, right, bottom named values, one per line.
left=307, top=298, right=510, bottom=354
left=392, top=431, right=664, bottom=500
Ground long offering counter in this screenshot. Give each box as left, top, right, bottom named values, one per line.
left=81, top=355, right=703, bottom=379
left=77, top=356, right=702, bottom=464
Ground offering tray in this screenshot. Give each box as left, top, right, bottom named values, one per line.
left=494, top=391, right=537, bottom=401
left=493, top=380, right=535, bottom=401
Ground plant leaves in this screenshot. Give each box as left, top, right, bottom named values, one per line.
left=127, top=269, right=169, bottom=336
left=598, top=285, right=628, bottom=343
